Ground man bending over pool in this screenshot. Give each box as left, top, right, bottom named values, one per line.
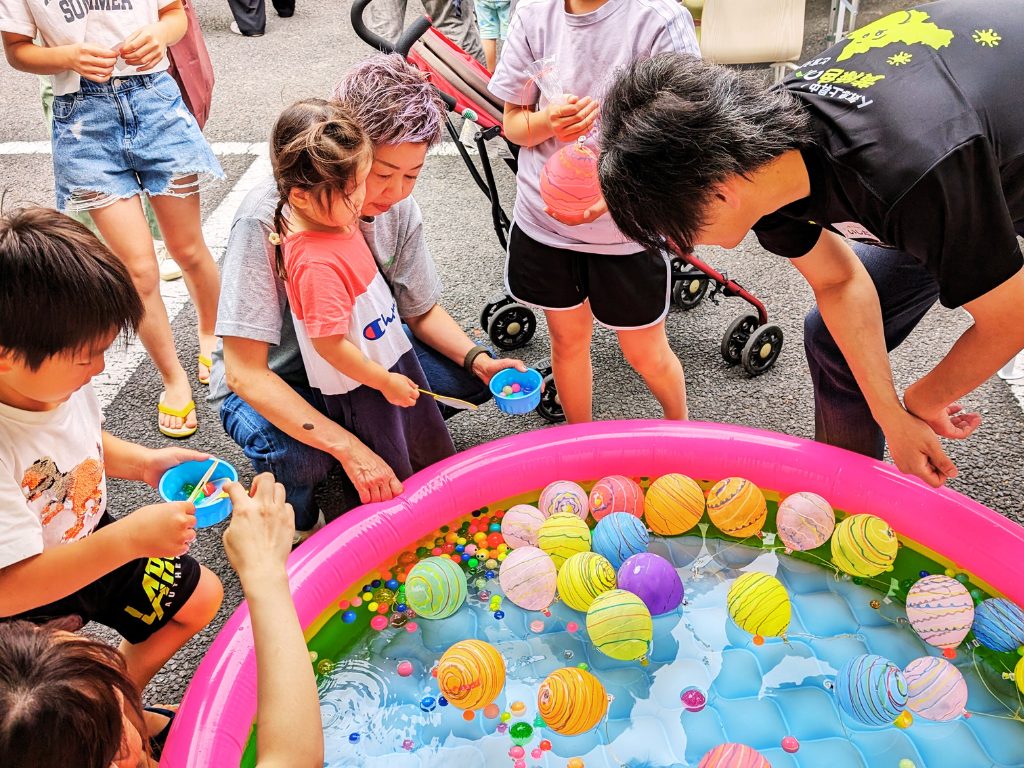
left=597, top=0, right=1024, bottom=488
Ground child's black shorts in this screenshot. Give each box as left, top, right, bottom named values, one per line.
left=9, top=514, right=201, bottom=644
left=504, top=224, right=671, bottom=330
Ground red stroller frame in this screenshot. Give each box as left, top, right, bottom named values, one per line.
left=350, top=0, right=784, bottom=409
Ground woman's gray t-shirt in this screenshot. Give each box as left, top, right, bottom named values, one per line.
left=208, top=176, right=443, bottom=405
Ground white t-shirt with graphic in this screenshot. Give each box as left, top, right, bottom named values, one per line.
left=0, top=0, right=177, bottom=95
left=0, top=384, right=107, bottom=570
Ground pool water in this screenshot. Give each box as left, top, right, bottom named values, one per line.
left=313, top=529, right=1024, bottom=768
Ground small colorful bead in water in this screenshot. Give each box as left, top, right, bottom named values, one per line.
left=502, top=385, right=513, bottom=395
left=568, top=759, right=585, bottom=768
left=438, top=696, right=449, bottom=707
left=494, top=610, right=505, bottom=619
left=489, top=522, right=502, bottom=532
left=362, top=591, right=373, bottom=601
left=316, top=659, right=334, bottom=675
left=539, top=739, right=552, bottom=751
left=406, top=622, right=418, bottom=632
left=514, top=761, right=526, bottom=768
left=402, top=739, right=414, bottom=751
left=468, top=558, right=479, bottom=568
left=462, top=710, right=474, bottom=721
left=533, top=714, right=545, bottom=728
left=577, top=662, right=589, bottom=671
left=479, top=590, right=490, bottom=601
left=510, top=700, right=527, bottom=715
left=563, top=649, right=574, bottom=660
left=496, top=722, right=509, bottom=733
left=511, top=383, right=521, bottom=393
left=397, top=660, right=414, bottom=677
left=501, top=712, right=512, bottom=722
left=781, top=736, right=799, bottom=753
left=484, top=703, right=501, bottom=719
left=396, top=602, right=407, bottom=612
left=351, top=597, right=362, bottom=607
left=509, top=722, right=534, bottom=745
left=894, top=710, right=914, bottom=729
left=898, top=761, right=916, bottom=768
left=420, top=696, right=437, bottom=711
left=680, top=686, right=707, bottom=713
left=348, top=732, right=360, bottom=744
left=342, top=610, right=357, bottom=623
left=530, top=620, right=545, bottom=633
left=531, top=748, right=543, bottom=759
left=567, top=621, right=579, bottom=633
left=368, top=601, right=379, bottom=612
left=370, top=615, right=388, bottom=630
left=509, top=746, right=525, bottom=759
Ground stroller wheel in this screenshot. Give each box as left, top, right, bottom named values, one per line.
left=488, top=303, right=536, bottom=351
left=480, top=293, right=512, bottom=333
left=741, top=323, right=784, bottom=376
left=672, top=275, right=710, bottom=311
left=721, top=313, right=759, bottom=365
left=536, top=370, right=565, bottom=423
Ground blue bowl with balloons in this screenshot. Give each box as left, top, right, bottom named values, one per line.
left=489, top=368, right=543, bottom=414
left=158, top=458, right=238, bottom=528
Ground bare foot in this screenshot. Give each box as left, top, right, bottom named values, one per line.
left=197, top=332, right=217, bottom=383
left=159, top=377, right=198, bottom=434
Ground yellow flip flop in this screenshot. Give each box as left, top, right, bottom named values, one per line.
left=197, top=354, right=212, bottom=386
left=158, top=394, right=198, bottom=439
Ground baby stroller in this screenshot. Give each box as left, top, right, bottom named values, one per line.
left=351, top=0, right=784, bottom=420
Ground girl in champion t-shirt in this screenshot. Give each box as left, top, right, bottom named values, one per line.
left=269, top=98, right=454, bottom=481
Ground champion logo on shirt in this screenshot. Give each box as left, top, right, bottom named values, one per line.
left=363, top=302, right=399, bottom=341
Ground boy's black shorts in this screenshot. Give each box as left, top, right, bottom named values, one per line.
left=504, top=224, right=671, bottom=330
left=8, top=514, right=201, bottom=644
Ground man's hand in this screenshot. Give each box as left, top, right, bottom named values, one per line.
left=223, top=474, right=293, bottom=580
left=547, top=95, right=599, bottom=143
left=545, top=195, right=608, bottom=227
left=472, top=354, right=527, bottom=385
left=881, top=410, right=958, bottom=488
left=140, top=447, right=211, bottom=489
left=120, top=25, right=167, bottom=70
left=903, top=382, right=983, bottom=441
left=124, top=502, right=197, bottom=558
left=66, top=43, right=118, bottom=82
left=334, top=440, right=403, bottom=505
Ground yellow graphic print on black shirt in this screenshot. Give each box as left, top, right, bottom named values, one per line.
left=837, top=9, right=954, bottom=61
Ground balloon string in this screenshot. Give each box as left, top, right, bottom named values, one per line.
left=969, top=647, right=1024, bottom=721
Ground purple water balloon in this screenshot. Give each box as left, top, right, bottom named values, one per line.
left=617, top=552, right=684, bottom=615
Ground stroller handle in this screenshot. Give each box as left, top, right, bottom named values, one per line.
left=349, top=0, right=458, bottom=111
left=350, top=0, right=432, bottom=57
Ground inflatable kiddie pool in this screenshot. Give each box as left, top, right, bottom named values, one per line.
left=163, top=421, right=1024, bottom=767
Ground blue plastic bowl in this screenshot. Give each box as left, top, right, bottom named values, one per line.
left=489, top=368, right=543, bottom=414
left=158, top=458, right=239, bottom=528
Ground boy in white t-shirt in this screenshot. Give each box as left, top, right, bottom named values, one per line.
left=489, top=0, right=699, bottom=424
left=0, top=207, right=223, bottom=691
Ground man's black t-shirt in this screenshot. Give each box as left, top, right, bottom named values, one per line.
left=753, top=0, right=1024, bottom=308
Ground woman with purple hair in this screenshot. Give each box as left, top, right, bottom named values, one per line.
left=208, top=54, right=525, bottom=544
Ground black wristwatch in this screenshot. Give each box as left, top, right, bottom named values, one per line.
left=463, top=344, right=493, bottom=374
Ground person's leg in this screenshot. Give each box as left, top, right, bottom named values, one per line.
left=270, top=0, right=293, bottom=17
left=403, top=325, right=491, bottom=419
left=804, top=243, right=941, bottom=459
left=476, top=0, right=498, bottom=71
left=421, top=0, right=486, bottom=66
left=148, top=185, right=220, bottom=385
left=219, top=391, right=338, bottom=530
left=89, top=198, right=197, bottom=434
left=119, top=565, right=222, bottom=689
left=367, top=0, right=408, bottom=46
left=617, top=321, right=687, bottom=420
left=482, top=38, right=497, bottom=72
left=546, top=304, right=595, bottom=423
left=226, top=0, right=268, bottom=36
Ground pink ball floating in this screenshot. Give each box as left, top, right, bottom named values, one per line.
left=540, top=138, right=602, bottom=220
left=782, top=736, right=800, bottom=753
left=589, top=475, right=644, bottom=521
left=680, top=686, right=706, bottom=713
left=397, top=660, right=414, bottom=677
left=370, top=615, right=388, bottom=630
left=509, top=746, right=525, bottom=758
left=698, top=743, right=771, bottom=768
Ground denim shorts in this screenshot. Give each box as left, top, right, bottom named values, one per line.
left=477, top=0, right=510, bottom=39
left=51, top=71, right=223, bottom=212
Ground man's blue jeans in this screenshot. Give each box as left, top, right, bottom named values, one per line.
left=804, top=228, right=1023, bottom=459
left=219, top=327, right=490, bottom=529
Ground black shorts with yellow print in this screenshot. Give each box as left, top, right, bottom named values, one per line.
left=11, top=513, right=201, bottom=644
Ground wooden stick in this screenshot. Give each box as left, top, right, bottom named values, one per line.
left=186, top=459, right=220, bottom=504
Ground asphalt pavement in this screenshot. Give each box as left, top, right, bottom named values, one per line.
left=1, top=0, right=1022, bottom=707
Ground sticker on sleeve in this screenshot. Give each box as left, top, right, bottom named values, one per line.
left=831, top=221, right=882, bottom=242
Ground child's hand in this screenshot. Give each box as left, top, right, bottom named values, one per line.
left=140, top=447, right=211, bottom=489
left=120, top=25, right=168, bottom=71
left=124, top=502, right=197, bottom=558
left=382, top=373, right=420, bottom=407
left=66, top=43, right=119, bottom=83
left=547, top=95, right=599, bottom=143
left=223, top=474, right=294, bottom=581
left=545, top=195, right=609, bottom=227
